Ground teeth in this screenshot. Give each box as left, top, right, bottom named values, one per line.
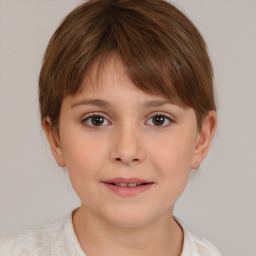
left=114, top=183, right=139, bottom=187
left=128, top=183, right=137, bottom=187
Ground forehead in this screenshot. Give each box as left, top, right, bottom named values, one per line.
left=83, top=55, right=134, bottom=92
left=73, top=54, right=183, bottom=107
left=59, top=56, right=190, bottom=122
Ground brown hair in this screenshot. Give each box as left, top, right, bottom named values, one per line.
left=39, top=0, right=216, bottom=131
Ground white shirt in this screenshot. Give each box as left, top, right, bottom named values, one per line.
left=0, top=209, right=222, bottom=256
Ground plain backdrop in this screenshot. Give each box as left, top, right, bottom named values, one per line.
left=0, top=1, right=255, bottom=256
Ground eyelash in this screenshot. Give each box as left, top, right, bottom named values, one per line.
left=81, top=112, right=174, bottom=129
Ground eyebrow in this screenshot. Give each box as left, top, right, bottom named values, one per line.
left=71, top=98, right=174, bottom=109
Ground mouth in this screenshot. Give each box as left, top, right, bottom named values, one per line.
left=107, top=182, right=150, bottom=187
left=102, top=177, right=154, bottom=196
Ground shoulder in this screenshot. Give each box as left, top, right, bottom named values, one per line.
left=186, top=232, right=223, bottom=256
left=0, top=219, right=65, bottom=256
left=174, top=217, right=223, bottom=256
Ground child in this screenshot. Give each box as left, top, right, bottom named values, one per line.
left=0, top=0, right=222, bottom=255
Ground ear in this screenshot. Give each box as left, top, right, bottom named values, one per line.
left=43, top=116, right=66, bottom=167
left=191, top=111, right=217, bottom=169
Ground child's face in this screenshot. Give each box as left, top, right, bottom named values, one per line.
left=45, top=56, right=214, bottom=228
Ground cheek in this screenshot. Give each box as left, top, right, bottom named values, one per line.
left=61, top=126, right=106, bottom=169
left=60, top=132, right=107, bottom=195
left=148, top=133, right=196, bottom=196
left=150, top=135, right=195, bottom=173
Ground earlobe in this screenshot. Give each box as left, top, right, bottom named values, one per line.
left=43, top=117, right=66, bottom=167
left=191, top=111, right=217, bottom=169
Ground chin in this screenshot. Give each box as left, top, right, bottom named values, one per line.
left=103, top=207, right=154, bottom=228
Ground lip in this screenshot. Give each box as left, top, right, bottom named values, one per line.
left=104, top=177, right=152, bottom=184
left=102, top=177, right=154, bottom=197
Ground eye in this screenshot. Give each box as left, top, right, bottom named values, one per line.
left=81, top=113, right=110, bottom=128
left=146, top=114, right=173, bottom=127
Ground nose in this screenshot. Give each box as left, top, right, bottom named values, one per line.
left=110, top=124, right=146, bottom=166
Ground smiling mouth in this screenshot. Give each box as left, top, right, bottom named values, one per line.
left=103, top=177, right=153, bottom=186
left=105, top=182, right=153, bottom=187
left=102, top=178, right=154, bottom=196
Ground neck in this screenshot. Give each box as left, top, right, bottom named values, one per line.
left=72, top=206, right=183, bottom=256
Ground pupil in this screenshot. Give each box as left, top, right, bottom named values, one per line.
left=153, top=115, right=164, bottom=126
left=92, top=116, right=104, bottom=126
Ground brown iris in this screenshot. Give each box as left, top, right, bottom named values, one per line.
left=152, top=115, right=166, bottom=126
left=91, top=116, right=104, bottom=126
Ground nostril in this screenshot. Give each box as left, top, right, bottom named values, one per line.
left=115, top=157, right=139, bottom=164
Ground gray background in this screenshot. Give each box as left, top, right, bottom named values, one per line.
left=0, top=1, right=255, bottom=256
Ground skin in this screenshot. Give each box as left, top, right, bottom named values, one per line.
left=44, top=56, right=217, bottom=256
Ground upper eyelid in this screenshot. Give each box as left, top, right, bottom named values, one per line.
left=148, top=112, right=174, bottom=119
left=81, top=111, right=174, bottom=121
left=82, top=112, right=110, bottom=120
